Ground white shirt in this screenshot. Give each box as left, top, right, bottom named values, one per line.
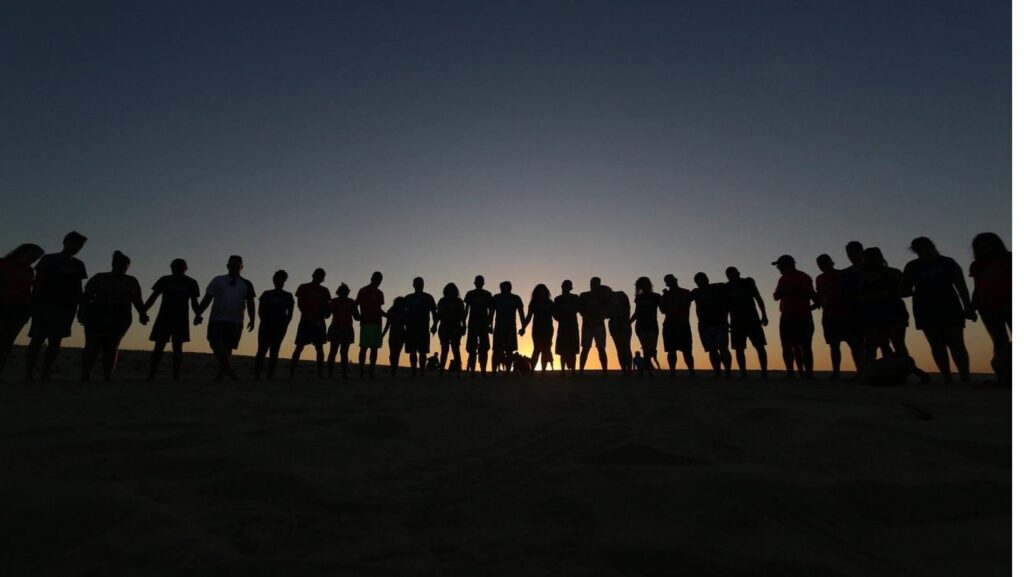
left=206, top=274, right=255, bottom=324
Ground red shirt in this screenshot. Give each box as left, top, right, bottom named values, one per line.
left=970, top=254, right=1012, bottom=311
left=356, top=285, right=385, bottom=325
left=0, top=258, right=34, bottom=306
left=295, top=283, right=331, bottom=319
left=329, top=297, right=357, bottom=329
left=814, top=270, right=844, bottom=318
left=774, top=270, right=815, bottom=320
left=659, top=286, right=693, bottom=324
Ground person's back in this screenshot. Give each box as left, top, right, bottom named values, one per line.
left=437, top=295, right=464, bottom=330
left=296, top=282, right=330, bottom=319
left=356, top=284, right=385, bottom=326
left=404, top=291, right=437, bottom=330
left=529, top=297, right=555, bottom=334
left=692, top=282, right=729, bottom=325
left=465, top=287, right=493, bottom=330
left=35, top=252, right=87, bottom=306
left=329, top=296, right=357, bottom=329
left=0, top=256, right=34, bottom=308
left=634, top=291, right=661, bottom=333
left=579, top=288, right=608, bottom=328
left=82, top=271, right=142, bottom=330
left=492, top=292, right=523, bottom=330
left=903, top=255, right=964, bottom=319
left=724, top=278, right=758, bottom=323
left=815, top=268, right=844, bottom=319
left=385, top=301, right=406, bottom=341
left=259, top=288, right=294, bottom=328
left=774, top=271, right=814, bottom=321
left=660, top=286, right=692, bottom=326
left=154, top=274, right=200, bottom=324
left=554, top=293, right=580, bottom=327
left=608, top=291, right=632, bottom=335
left=208, top=273, right=256, bottom=324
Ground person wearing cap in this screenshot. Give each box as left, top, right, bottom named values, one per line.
left=772, top=254, right=817, bottom=379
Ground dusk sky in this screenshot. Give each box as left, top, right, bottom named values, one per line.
left=2, top=0, right=1010, bottom=370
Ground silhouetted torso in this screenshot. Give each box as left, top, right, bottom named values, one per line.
left=356, top=285, right=385, bottom=325
left=206, top=274, right=256, bottom=324
left=861, top=267, right=908, bottom=327
left=579, top=289, right=608, bottom=328
left=436, top=296, right=465, bottom=334
left=633, top=292, right=661, bottom=333
left=815, top=270, right=845, bottom=319
left=0, top=257, right=34, bottom=315
left=692, top=283, right=729, bottom=326
left=34, top=252, right=87, bottom=308
left=82, top=272, right=142, bottom=335
left=464, top=288, right=493, bottom=330
left=385, top=303, right=406, bottom=345
left=529, top=298, right=555, bottom=339
left=903, top=256, right=964, bottom=328
left=492, top=293, right=523, bottom=330
left=329, top=297, right=358, bottom=330
left=607, top=293, right=632, bottom=336
left=970, top=253, right=1012, bottom=312
left=404, top=292, right=437, bottom=332
left=725, top=278, right=759, bottom=324
left=773, top=272, right=814, bottom=321
left=152, top=274, right=200, bottom=326
left=296, top=283, right=331, bottom=322
left=660, top=286, right=692, bottom=325
left=258, top=289, right=294, bottom=329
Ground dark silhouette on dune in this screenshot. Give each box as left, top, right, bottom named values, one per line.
left=553, top=280, right=581, bottom=375
left=463, top=275, right=493, bottom=375
left=290, top=268, right=330, bottom=379
left=0, top=243, right=44, bottom=374
left=521, top=283, right=555, bottom=373
left=772, top=255, right=816, bottom=379
left=490, top=281, right=525, bottom=374
left=405, top=277, right=437, bottom=377
left=25, top=231, right=87, bottom=381
left=144, top=258, right=201, bottom=381
left=434, top=282, right=465, bottom=377
left=381, top=296, right=406, bottom=377
left=816, top=253, right=861, bottom=379
left=725, top=267, right=769, bottom=379
left=660, top=274, right=695, bottom=378
left=326, top=283, right=358, bottom=379
left=79, top=251, right=148, bottom=381
left=630, top=276, right=659, bottom=378
left=579, top=277, right=610, bottom=376
left=970, top=232, right=1012, bottom=385
left=254, top=270, right=293, bottom=380
left=607, top=290, right=633, bottom=376
left=195, top=255, right=256, bottom=381
left=692, top=272, right=732, bottom=378
left=355, top=271, right=385, bottom=378
left=860, top=247, right=911, bottom=370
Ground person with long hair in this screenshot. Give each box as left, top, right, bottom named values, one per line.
left=969, top=232, right=1012, bottom=384
left=860, top=247, right=911, bottom=366
left=630, top=276, right=660, bottom=378
left=434, top=282, right=465, bottom=377
left=326, top=283, right=358, bottom=379
left=521, top=283, right=555, bottom=373
left=903, top=237, right=975, bottom=384
left=144, top=258, right=201, bottom=381
left=254, top=270, right=294, bottom=380
left=0, top=243, right=44, bottom=374
left=553, top=280, right=581, bottom=376
left=79, top=251, right=148, bottom=381
left=25, top=231, right=88, bottom=381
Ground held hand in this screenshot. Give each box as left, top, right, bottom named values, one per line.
left=140, top=314, right=149, bottom=326
left=762, top=317, right=769, bottom=327
left=247, top=320, right=255, bottom=332
left=965, top=310, right=978, bottom=322
left=518, top=328, right=526, bottom=336
left=431, top=326, right=437, bottom=335
left=194, top=315, right=203, bottom=326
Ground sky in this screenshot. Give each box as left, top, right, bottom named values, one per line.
left=1, top=0, right=1011, bottom=372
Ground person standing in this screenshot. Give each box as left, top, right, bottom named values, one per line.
left=692, top=272, right=732, bottom=378
left=382, top=296, right=407, bottom=377
left=579, top=277, right=610, bottom=375
left=25, top=231, right=88, bottom=381
left=254, top=270, right=294, bottom=380
left=840, top=241, right=866, bottom=359
left=815, top=254, right=860, bottom=379
left=969, top=232, right=1011, bottom=383
left=326, top=283, right=358, bottom=379
left=463, top=275, right=493, bottom=375
left=860, top=247, right=910, bottom=368
left=660, top=274, right=696, bottom=378
left=490, top=281, right=525, bottom=374
left=434, top=282, right=465, bottom=377
left=521, top=283, right=556, bottom=373
left=195, top=255, right=256, bottom=381
left=903, top=237, right=975, bottom=384
left=553, top=280, right=581, bottom=375
left=290, top=268, right=331, bottom=378
left=404, top=277, right=437, bottom=377
left=724, top=267, right=769, bottom=379
left=630, top=277, right=660, bottom=378
left=79, top=251, right=148, bottom=381
left=608, top=290, right=633, bottom=376
left=355, top=271, right=385, bottom=378
left=144, top=258, right=201, bottom=381
left=772, top=255, right=816, bottom=379
left=0, top=243, right=44, bottom=375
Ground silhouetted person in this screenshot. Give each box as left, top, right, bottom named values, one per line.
left=772, top=255, right=816, bottom=379
left=405, top=277, right=437, bottom=377
left=692, top=273, right=732, bottom=378
left=579, top=277, right=610, bottom=375
left=608, top=290, right=633, bottom=376
left=840, top=241, right=866, bottom=365
left=144, top=258, right=201, bottom=381
left=326, top=283, right=359, bottom=379
left=491, top=281, right=525, bottom=374
left=521, top=283, right=555, bottom=373
left=660, top=274, right=696, bottom=378
left=904, top=237, right=975, bottom=384
left=25, top=231, right=87, bottom=381
left=356, top=271, right=385, bottom=378
left=79, top=251, right=148, bottom=381
left=630, top=276, right=660, bottom=378
left=382, top=296, right=407, bottom=377
left=195, top=255, right=256, bottom=381
left=553, top=280, right=581, bottom=376
left=860, top=247, right=910, bottom=369
left=815, top=254, right=861, bottom=379
left=0, top=243, right=44, bottom=375
left=291, top=268, right=330, bottom=378
left=725, top=267, right=769, bottom=379
left=434, top=282, right=465, bottom=377
left=969, top=232, right=1011, bottom=384
left=463, top=275, right=493, bottom=375
left=254, top=270, right=294, bottom=380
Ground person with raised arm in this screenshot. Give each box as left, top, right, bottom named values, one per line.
left=144, top=258, right=201, bottom=381
left=521, top=283, right=556, bottom=373
left=195, top=255, right=256, bottom=381
left=290, top=268, right=331, bottom=379
left=25, top=231, right=88, bottom=381
left=553, top=280, right=581, bottom=376
left=355, top=271, right=385, bottom=378
left=254, top=270, right=294, bottom=380
left=79, top=251, right=148, bottom=381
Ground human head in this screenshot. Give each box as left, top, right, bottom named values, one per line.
left=910, top=236, right=938, bottom=258
left=474, top=275, right=485, bottom=288
left=972, top=232, right=1009, bottom=261
left=312, top=268, right=326, bottom=283
left=561, top=279, right=573, bottom=294
left=336, top=283, right=350, bottom=297
left=816, top=254, right=834, bottom=273
left=845, top=241, right=864, bottom=266
left=170, top=258, right=187, bottom=275
left=413, top=277, right=424, bottom=292
left=371, top=271, right=383, bottom=287
left=664, top=274, right=678, bottom=289
left=862, top=247, right=887, bottom=269
left=590, top=276, right=601, bottom=291
left=392, top=295, right=405, bottom=308
left=227, top=255, right=243, bottom=275
left=272, top=270, right=288, bottom=289
left=62, top=231, right=87, bottom=255
left=6, top=243, right=44, bottom=266
left=443, top=282, right=459, bottom=299
left=725, top=267, right=740, bottom=281
left=693, top=272, right=709, bottom=288
left=532, top=283, right=550, bottom=301
left=499, top=281, right=512, bottom=294
left=111, top=250, right=130, bottom=274
left=772, top=255, right=796, bottom=274
left=635, top=276, right=653, bottom=295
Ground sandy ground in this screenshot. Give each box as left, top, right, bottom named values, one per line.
left=0, top=348, right=1010, bottom=576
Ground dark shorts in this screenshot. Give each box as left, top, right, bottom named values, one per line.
left=295, top=318, right=327, bottom=346
left=730, top=320, right=766, bottom=350
left=0, top=304, right=31, bottom=327
left=698, top=323, right=729, bottom=352
left=556, top=325, right=580, bottom=356
left=150, top=314, right=190, bottom=344
left=438, top=324, right=464, bottom=346
left=637, top=330, right=659, bottom=354
left=581, top=322, right=607, bottom=349
left=405, top=326, right=431, bottom=354
left=532, top=329, right=553, bottom=350
left=821, top=315, right=853, bottom=345
left=780, top=317, right=814, bottom=345
left=466, top=326, right=490, bottom=353
left=258, top=323, right=287, bottom=349
left=208, top=321, right=243, bottom=350
left=29, top=304, right=77, bottom=340
left=662, top=322, right=693, bottom=352
left=328, top=324, right=355, bottom=345
left=493, top=325, right=518, bottom=353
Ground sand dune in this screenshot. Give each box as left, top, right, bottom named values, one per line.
left=0, top=348, right=1010, bottom=576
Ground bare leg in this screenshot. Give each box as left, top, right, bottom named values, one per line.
left=579, top=346, right=591, bottom=372
left=667, top=351, right=678, bottom=376
left=150, top=340, right=167, bottom=380
left=290, top=345, right=305, bottom=378
left=734, top=349, right=747, bottom=377
left=25, top=337, right=45, bottom=380
left=946, top=328, right=970, bottom=383
left=172, top=341, right=184, bottom=380
left=924, top=329, right=952, bottom=383
left=42, top=338, right=62, bottom=380
left=81, top=336, right=100, bottom=381
left=327, top=342, right=340, bottom=377
left=829, top=343, right=841, bottom=378
left=597, top=348, right=608, bottom=376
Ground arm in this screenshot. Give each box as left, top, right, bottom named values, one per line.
left=952, top=264, right=976, bottom=320
left=143, top=286, right=161, bottom=313
left=520, top=307, right=533, bottom=336
left=246, top=296, right=256, bottom=332
left=132, top=283, right=149, bottom=323
left=382, top=315, right=391, bottom=339
left=751, top=282, right=769, bottom=325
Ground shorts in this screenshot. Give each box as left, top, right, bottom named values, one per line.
left=258, top=322, right=287, bottom=349
left=698, top=323, right=729, bottom=352
left=581, top=322, right=607, bottom=349
left=28, top=304, right=77, bottom=340
left=438, top=324, right=464, bottom=346
left=150, top=314, right=190, bottom=344
left=662, top=322, right=693, bottom=352
left=0, top=304, right=30, bottom=327
left=730, top=320, right=766, bottom=350
left=405, top=326, right=431, bottom=354
left=328, top=324, right=355, bottom=345
left=493, top=325, right=518, bottom=353
left=779, top=317, right=814, bottom=345
left=295, top=318, right=327, bottom=346
left=556, top=324, right=580, bottom=356
left=359, top=324, right=383, bottom=348
left=821, top=315, right=852, bottom=345
left=637, top=329, right=659, bottom=354
left=208, top=321, right=243, bottom=350
left=466, top=326, right=491, bottom=353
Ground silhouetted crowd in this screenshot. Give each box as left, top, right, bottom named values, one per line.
left=0, top=231, right=1012, bottom=386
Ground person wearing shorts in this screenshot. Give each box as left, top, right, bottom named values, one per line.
left=355, top=272, right=385, bottom=378
left=607, top=290, right=633, bottom=376
left=290, top=268, right=331, bottom=378
left=490, top=281, right=525, bottom=374
left=196, top=255, right=256, bottom=381
left=326, top=283, right=358, bottom=379
left=725, top=267, right=769, bottom=379
left=254, top=270, right=294, bottom=380
left=463, top=275, right=493, bottom=374
left=630, top=276, right=660, bottom=378
left=692, top=272, right=732, bottom=378
left=0, top=243, right=43, bottom=375
left=578, top=277, right=610, bottom=375
left=553, top=280, right=581, bottom=375
left=773, top=255, right=817, bottom=379
left=660, top=274, right=695, bottom=377
left=25, top=231, right=88, bottom=381
left=404, top=277, right=437, bottom=377
left=144, top=258, right=201, bottom=381
left=815, top=254, right=859, bottom=379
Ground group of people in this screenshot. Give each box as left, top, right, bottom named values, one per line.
left=0, top=231, right=1012, bottom=385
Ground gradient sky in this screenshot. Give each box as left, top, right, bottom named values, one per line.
left=1, top=0, right=1010, bottom=371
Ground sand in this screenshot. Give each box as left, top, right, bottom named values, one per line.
left=0, top=348, right=1010, bottom=576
